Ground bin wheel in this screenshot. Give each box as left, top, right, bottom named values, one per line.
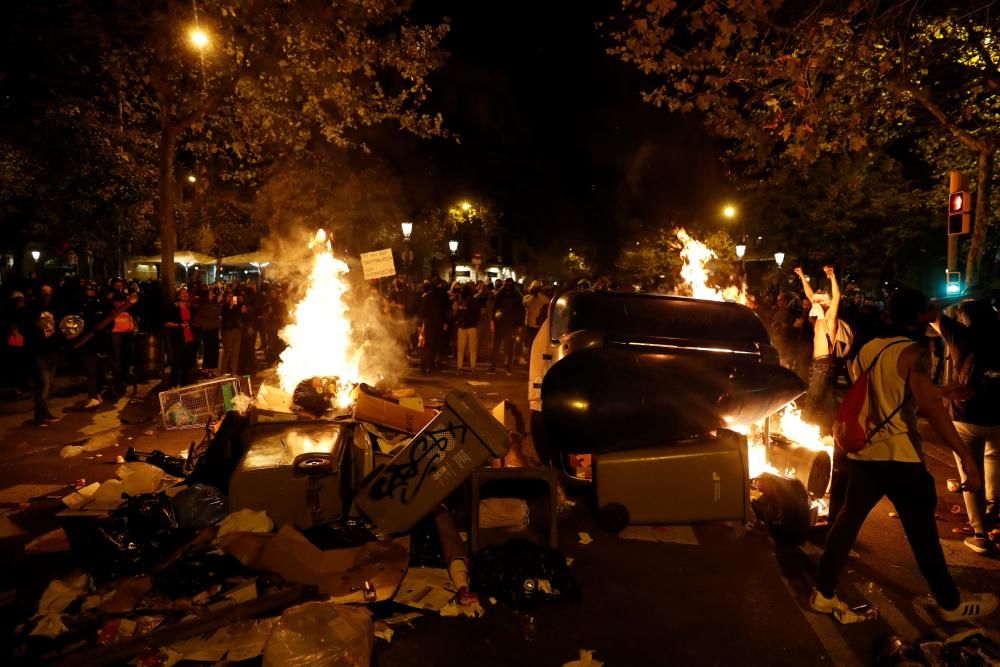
left=597, top=503, right=629, bottom=533
left=294, top=455, right=333, bottom=477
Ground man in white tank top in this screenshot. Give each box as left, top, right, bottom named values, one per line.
left=810, top=288, right=997, bottom=623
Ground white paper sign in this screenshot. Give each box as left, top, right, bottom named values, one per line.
left=360, top=249, right=396, bottom=280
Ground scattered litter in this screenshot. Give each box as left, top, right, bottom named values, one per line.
left=381, top=611, right=424, bottom=627
left=37, top=573, right=90, bottom=616
left=59, top=445, right=84, bottom=459
left=619, top=525, right=699, bottom=545
left=566, top=557, right=574, bottom=567
left=951, top=525, right=975, bottom=535
left=25, top=528, right=70, bottom=554
left=61, top=481, right=100, bottom=508
left=946, top=478, right=961, bottom=492
left=115, top=456, right=125, bottom=463
left=374, top=623, right=394, bottom=643
left=173, top=484, right=228, bottom=529
left=489, top=596, right=498, bottom=605
left=80, top=591, right=115, bottom=612
left=949, top=504, right=965, bottom=515
left=578, top=532, right=593, bottom=545
left=834, top=603, right=878, bottom=624
left=479, top=498, right=530, bottom=530
left=143, top=430, right=155, bottom=436
left=563, top=649, right=604, bottom=667
left=83, top=431, right=119, bottom=452
left=395, top=567, right=456, bottom=612
left=440, top=599, right=485, bottom=618
left=225, top=579, right=258, bottom=604
left=473, top=539, right=578, bottom=609
left=216, top=508, right=273, bottom=538
left=30, top=614, right=68, bottom=638
left=231, top=393, right=252, bottom=415
left=467, top=380, right=490, bottom=387
left=263, top=601, right=372, bottom=667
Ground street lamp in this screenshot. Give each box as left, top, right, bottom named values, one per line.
left=460, top=201, right=472, bottom=213
left=189, top=28, right=209, bottom=50
left=31, top=250, right=41, bottom=262
left=187, top=174, right=196, bottom=183
left=449, top=239, right=458, bottom=283
left=400, top=221, right=413, bottom=240
left=722, top=204, right=737, bottom=220
left=774, top=252, right=785, bottom=267
left=735, top=244, right=746, bottom=259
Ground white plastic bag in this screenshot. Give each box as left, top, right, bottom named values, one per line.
left=263, top=602, right=372, bottom=667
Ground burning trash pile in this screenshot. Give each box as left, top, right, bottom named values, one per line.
left=8, top=232, right=577, bottom=666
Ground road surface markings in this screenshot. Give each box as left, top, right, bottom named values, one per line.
left=778, top=576, right=862, bottom=667
left=851, top=582, right=922, bottom=642
left=618, top=525, right=699, bottom=545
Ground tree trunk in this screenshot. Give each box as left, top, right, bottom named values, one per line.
left=158, top=124, right=176, bottom=309
left=965, top=148, right=994, bottom=287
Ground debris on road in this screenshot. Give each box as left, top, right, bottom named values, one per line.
left=578, top=532, right=593, bottom=545
left=563, top=649, right=604, bottom=667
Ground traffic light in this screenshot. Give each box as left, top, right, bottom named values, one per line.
left=946, top=271, right=962, bottom=295
left=948, top=190, right=971, bottom=236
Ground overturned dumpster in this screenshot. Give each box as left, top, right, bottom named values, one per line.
left=529, top=290, right=810, bottom=532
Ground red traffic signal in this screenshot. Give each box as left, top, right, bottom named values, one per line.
left=948, top=190, right=972, bottom=236
left=949, top=191, right=970, bottom=214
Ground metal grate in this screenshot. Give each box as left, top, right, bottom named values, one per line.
left=159, top=375, right=253, bottom=430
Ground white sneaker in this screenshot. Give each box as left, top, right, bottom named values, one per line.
left=83, top=398, right=101, bottom=409
left=939, top=593, right=999, bottom=622
left=809, top=589, right=849, bottom=615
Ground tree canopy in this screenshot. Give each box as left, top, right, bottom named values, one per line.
left=607, top=0, right=1000, bottom=286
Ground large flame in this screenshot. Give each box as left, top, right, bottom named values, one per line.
left=276, top=230, right=369, bottom=408
left=772, top=402, right=834, bottom=453
left=675, top=229, right=746, bottom=304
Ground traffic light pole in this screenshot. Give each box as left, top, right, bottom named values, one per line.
left=948, top=170, right=962, bottom=278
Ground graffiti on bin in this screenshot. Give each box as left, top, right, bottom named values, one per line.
left=368, top=421, right=469, bottom=504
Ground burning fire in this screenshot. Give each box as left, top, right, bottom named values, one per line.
left=675, top=229, right=746, bottom=304
left=276, top=230, right=370, bottom=408
left=734, top=402, right=833, bottom=480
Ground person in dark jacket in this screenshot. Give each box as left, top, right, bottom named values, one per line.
left=219, top=291, right=243, bottom=376
left=78, top=282, right=111, bottom=408
left=26, top=286, right=62, bottom=425
left=193, top=287, right=222, bottom=376
left=417, top=278, right=451, bottom=374
left=490, top=278, right=524, bottom=373
left=164, top=287, right=198, bottom=387
left=455, top=283, right=482, bottom=371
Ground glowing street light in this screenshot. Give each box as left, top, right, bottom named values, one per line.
left=448, top=239, right=459, bottom=254
left=31, top=250, right=41, bottom=262
left=722, top=204, right=737, bottom=220
left=774, top=252, right=785, bottom=267
left=400, top=221, right=413, bottom=240
left=460, top=201, right=472, bottom=213
left=189, top=28, right=209, bottom=50
left=187, top=174, right=197, bottom=183
left=735, top=243, right=746, bottom=259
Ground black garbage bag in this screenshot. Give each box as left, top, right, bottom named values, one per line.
left=153, top=551, right=247, bottom=598
left=472, top=539, right=579, bottom=609
left=751, top=473, right=810, bottom=546
left=123, top=491, right=177, bottom=538
left=172, top=484, right=228, bottom=529
left=292, top=377, right=339, bottom=414
left=186, top=411, right=251, bottom=493
left=124, top=447, right=188, bottom=477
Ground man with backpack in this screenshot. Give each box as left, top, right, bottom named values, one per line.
left=811, top=288, right=997, bottom=622
left=931, top=292, right=1000, bottom=555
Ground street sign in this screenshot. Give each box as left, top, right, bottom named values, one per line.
left=472, top=250, right=482, bottom=268
left=360, top=248, right=396, bottom=280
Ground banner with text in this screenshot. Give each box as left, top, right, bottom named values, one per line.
left=360, top=249, right=397, bottom=280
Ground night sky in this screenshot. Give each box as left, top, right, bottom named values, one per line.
left=387, top=0, right=735, bottom=266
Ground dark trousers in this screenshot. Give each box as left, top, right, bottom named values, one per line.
left=197, top=328, right=220, bottom=370
left=490, top=323, right=516, bottom=370
left=32, top=353, right=57, bottom=420
left=169, top=340, right=198, bottom=387
left=110, top=333, right=133, bottom=392
left=817, top=461, right=959, bottom=609
left=421, top=324, right=442, bottom=373
left=81, top=348, right=104, bottom=399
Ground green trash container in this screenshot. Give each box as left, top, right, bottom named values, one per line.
left=356, top=390, right=511, bottom=534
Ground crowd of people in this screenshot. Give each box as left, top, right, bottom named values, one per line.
left=1, top=277, right=290, bottom=426
left=383, top=274, right=553, bottom=376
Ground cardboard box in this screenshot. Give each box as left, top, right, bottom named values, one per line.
left=353, top=392, right=437, bottom=434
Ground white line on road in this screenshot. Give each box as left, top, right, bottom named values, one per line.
left=852, top=582, right=922, bottom=642
left=778, top=576, right=862, bottom=667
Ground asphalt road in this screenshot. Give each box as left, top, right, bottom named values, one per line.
left=1, top=363, right=998, bottom=666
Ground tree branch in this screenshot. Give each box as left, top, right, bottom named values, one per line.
left=892, top=77, right=993, bottom=153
